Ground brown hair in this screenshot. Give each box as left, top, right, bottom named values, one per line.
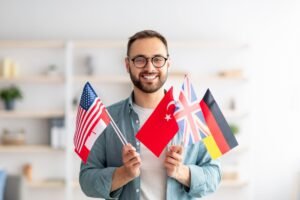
left=127, top=30, right=169, bottom=56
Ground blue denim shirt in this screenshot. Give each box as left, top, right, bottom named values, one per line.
left=79, top=94, right=221, bottom=200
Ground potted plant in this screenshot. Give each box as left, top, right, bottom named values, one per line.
left=229, top=123, right=239, bottom=135
left=0, top=85, right=23, bottom=110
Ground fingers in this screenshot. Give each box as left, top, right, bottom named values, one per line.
left=166, top=151, right=182, bottom=163
left=122, top=143, right=141, bottom=167
left=165, top=145, right=184, bottom=168
left=169, top=145, right=183, bottom=154
left=123, top=143, right=136, bottom=154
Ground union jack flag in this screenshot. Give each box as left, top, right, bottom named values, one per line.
left=174, top=76, right=211, bottom=146
left=74, top=82, right=111, bottom=163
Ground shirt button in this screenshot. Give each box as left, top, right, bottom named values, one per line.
left=136, top=188, right=139, bottom=193
left=136, top=142, right=140, bottom=146
left=136, top=120, right=139, bottom=124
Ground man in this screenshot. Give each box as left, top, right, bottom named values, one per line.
left=79, top=30, right=221, bottom=200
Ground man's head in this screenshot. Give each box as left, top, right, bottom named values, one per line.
left=125, top=30, right=170, bottom=93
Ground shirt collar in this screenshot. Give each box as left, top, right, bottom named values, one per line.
left=127, top=89, right=168, bottom=113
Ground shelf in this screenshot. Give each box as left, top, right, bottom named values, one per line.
left=0, top=76, right=65, bottom=84
left=0, top=40, right=64, bottom=48
left=223, top=110, right=249, bottom=119
left=72, top=40, right=248, bottom=49
left=74, top=75, right=131, bottom=84
left=221, top=179, right=249, bottom=188
left=0, top=145, right=64, bottom=153
left=73, top=40, right=125, bottom=48
left=169, top=73, right=248, bottom=83
left=0, top=110, right=64, bottom=119
left=27, top=180, right=79, bottom=189
left=169, top=40, right=248, bottom=49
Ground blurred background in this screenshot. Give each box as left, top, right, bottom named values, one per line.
left=0, top=0, right=299, bottom=200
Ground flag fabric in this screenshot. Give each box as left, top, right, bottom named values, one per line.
left=136, top=87, right=179, bottom=157
left=174, top=76, right=211, bottom=146
left=200, top=89, right=238, bottom=159
left=74, top=82, right=111, bottom=163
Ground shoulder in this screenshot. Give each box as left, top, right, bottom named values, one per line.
left=106, top=97, right=131, bottom=120
left=107, top=98, right=129, bottom=111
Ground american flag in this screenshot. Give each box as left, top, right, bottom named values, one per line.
left=174, top=76, right=210, bottom=146
left=74, top=82, right=111, bottom=163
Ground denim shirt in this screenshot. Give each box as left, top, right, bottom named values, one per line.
left=79, top=94, right=221, bottom=200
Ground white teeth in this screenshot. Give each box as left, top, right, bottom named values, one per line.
left=143, top=75, right=156, bottom=80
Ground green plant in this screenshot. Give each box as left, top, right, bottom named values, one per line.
left=229, top=123, right=239, bottom=135
left=0, top=85, right=23, bottom=102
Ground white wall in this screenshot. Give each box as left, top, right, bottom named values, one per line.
left=0, top=0, right=300, bottom=199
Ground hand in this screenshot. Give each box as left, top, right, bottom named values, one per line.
left=164, top=145, right=184, bottom=178
left=164, top=145, right=190, bottom=187
left=122, top=143, right=141, bottom=180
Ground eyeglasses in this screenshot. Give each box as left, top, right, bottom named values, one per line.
left=130, top=55, right=168, bottom=68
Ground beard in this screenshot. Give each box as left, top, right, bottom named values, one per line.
left=128, top=68, right=168, bottom=93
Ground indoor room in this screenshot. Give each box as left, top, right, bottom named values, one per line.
left=0, top=1, right=299, bottom=200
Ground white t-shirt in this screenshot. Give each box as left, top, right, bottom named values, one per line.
left=133, top=103, right=167, bottom=200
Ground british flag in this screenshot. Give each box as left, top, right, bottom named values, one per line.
left=174, top=76, right=211, bottom=146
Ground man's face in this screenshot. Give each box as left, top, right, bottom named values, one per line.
left=126, top=38, right=170, bottom=93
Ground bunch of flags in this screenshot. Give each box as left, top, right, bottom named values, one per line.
left=74, top=78, right=238, bottom=163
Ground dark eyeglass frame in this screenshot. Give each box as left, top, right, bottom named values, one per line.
left=129, top=55, right=169, bottom=68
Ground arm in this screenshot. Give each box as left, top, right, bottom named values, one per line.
left=164, top=145, right=190, bottom=187
left=164, top=144, right=221, bottom=198
left=79, top=130, right=141, bottom=199
left=111, top=144, right=141, bottom=192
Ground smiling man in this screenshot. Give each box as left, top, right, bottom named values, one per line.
left=79, top=30, right=221, bottom=200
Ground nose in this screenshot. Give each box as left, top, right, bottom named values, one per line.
left=144, top=58, right=155, bottom=70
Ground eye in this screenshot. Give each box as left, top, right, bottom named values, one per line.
left=134, top=56, right=146, bottom=63
left=153, top=56, right=165, bottom=63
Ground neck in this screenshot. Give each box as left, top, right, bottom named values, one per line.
left=133, top=87, right=165, bottom=109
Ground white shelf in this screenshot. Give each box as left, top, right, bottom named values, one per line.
left=223, top=110, right=249, bottom=119
left=0, top=40, right=64, bottom=48
left=74, top=75, right=131, bottom=84
left=0, top=76, right=65, bottom=84
left=27, top=180, right=79, bottom=189
left=72, top=40, right=247, bottom=49
left=73, top=40, right=125, bottom=48
left=221, top=179, right=249, bottom=188
left=169, top=72, right=248, bottom=83
left=169, top=40, right=248, bottom=49
left=0, top=145, right=64, bottom=153
left=0, top=110, right=64, bottom=119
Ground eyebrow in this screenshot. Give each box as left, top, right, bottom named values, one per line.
left=131, top=54, right=167, bottom=58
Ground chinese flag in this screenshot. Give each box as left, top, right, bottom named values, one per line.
left=136, top=87, right=179, bottom=157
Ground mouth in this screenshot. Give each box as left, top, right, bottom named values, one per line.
left=140, top=73, right=159, bottom=81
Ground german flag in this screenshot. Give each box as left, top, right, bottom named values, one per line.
left=200, top=89, right=238, bottom=159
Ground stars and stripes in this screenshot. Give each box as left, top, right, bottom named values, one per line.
left=174, top=76, right=210, bottom=146
left=74, top=82, right=111, bottom=163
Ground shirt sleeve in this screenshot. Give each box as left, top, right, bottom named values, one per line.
left=183, top=142, right=221, bottom=198
left=79, top=131, right=123, bottom=199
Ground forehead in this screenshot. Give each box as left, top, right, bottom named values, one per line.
left=129, top=38, right=167, bottom=57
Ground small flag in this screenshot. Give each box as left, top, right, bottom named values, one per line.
left=174, top=76, right=210, bottom=146
left=136, top=87, right=179, bottom=157
left=74, top=82, right=111, bottom=163
left=200, top=89, right=238, bottom=159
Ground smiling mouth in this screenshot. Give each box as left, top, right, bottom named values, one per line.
left=141, top=74, right=158, bottom=81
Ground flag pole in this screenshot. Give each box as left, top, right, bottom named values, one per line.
left=105, top=110, right=128, bottom=145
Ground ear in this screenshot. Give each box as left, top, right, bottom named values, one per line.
left=125, top=57, right=130, bottom=73
left=166, top=58, right=171, bottom=69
